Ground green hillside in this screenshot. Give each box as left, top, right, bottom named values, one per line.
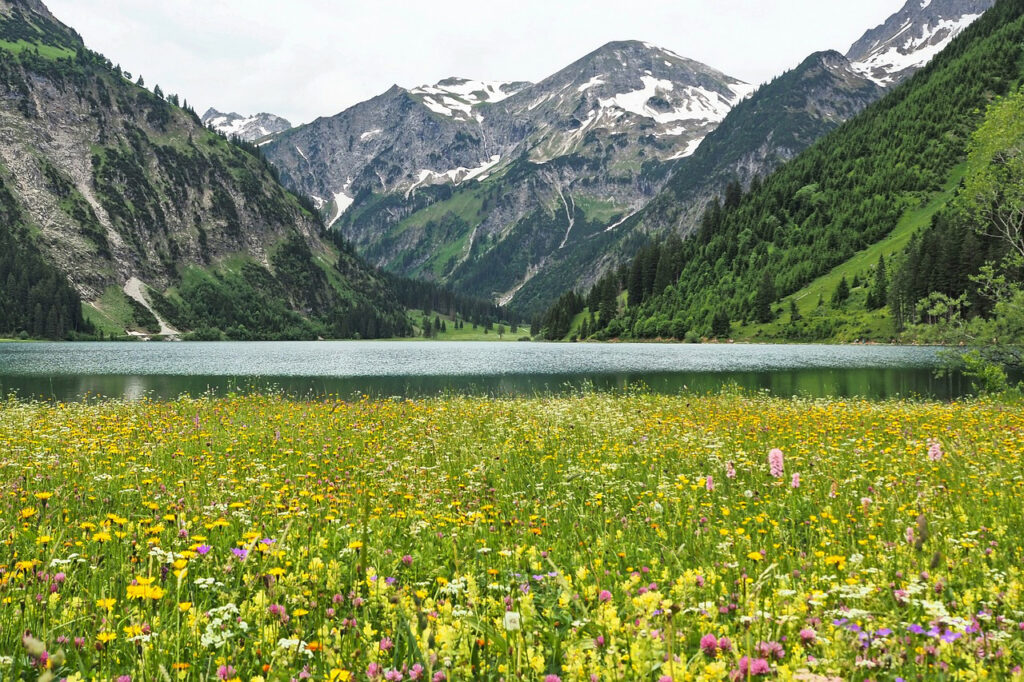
left=540, top=0, right=1024, bottom=343
left=0, top=0, right=412, bottom=340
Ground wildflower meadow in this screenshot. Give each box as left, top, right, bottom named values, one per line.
left=1, top=392, right=1023, bottom=681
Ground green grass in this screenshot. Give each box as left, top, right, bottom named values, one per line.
left=2, top=392, right=1023, bottom=679
left=0, top=39, right=75, bottom=60
left=394, top=185, right=486, bottom=234
left=414, top=230, right=473, bottom=280
left=730, top=165, right=967, bottom=342
left=790, top=165, right=966, bottom=318
left=574, top=196, right=628, bottom=225
left=82, top=286, right=138, bottom=336
left=403, top=309, right=527, bottom=341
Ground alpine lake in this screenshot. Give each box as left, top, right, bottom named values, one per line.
left=0, top=341, right=989, bottom=402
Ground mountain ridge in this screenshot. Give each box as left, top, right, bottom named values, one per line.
left=260, top=39, right=755, bottom=313
left=0, top=0, right=412, bottom=339
left=847, top=0, right=996, bottom=84
left=548, top=0, right=1023, bottom=342
left=201, top=108, right=293, bottom=142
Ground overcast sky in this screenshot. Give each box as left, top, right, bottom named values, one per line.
left=45, top=0, right=905, bottom=125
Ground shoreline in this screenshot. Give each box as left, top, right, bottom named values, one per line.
left=0, top=336, right=957, bottom=348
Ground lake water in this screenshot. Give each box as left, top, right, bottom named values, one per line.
left=0, top=341, right=973, bottom=401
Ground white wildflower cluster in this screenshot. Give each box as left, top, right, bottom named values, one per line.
left=919, top=599, right=949, bottom=619
left=148, top=546, right=184, bottom=564
left=439, top=577, right=468, bottom=596
left=835, top=583, right=875, bottom=600
left=195, top=576, right=223, bottom=591
left=275, top=638, right=314, bottom=659
left=201, top=603, right=249, bottom=649
left=49, top=553, right=87, bottom=568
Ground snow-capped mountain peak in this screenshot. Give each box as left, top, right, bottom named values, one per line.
left=201, top=108, right=293, bottom=143
left=409, top=78, right=532, bottom=120
left=846, top=0, right=995, bottom=85
left=500, top=40, right=755, bottom=163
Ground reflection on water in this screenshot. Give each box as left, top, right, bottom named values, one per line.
left=0, top=367, right=968, bottom=402
left=0, top=341, right=983, bottom=402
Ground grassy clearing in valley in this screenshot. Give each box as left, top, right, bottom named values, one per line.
left=1, top=392, right=1023, bottom=680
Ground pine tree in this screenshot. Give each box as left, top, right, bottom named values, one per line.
left=754, top=271, right=776, bottom=323
left=599, top=277, right=619, bottom=326
left=711, top=311, right=731, bottom=339
left=723, top=179, right=742, bottom=210
left=653, top=249, right=673, bottom=296
left=628, top=258, right=644, bottom=307
left=869, top=255, right=888, bottom=310
left=831, top=276, right=850, bottom=308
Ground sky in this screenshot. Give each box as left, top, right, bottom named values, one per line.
left=45, top=0, right=906, bottom=125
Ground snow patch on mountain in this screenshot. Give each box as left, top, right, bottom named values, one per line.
left=667, top=137, right=705, bottom=160
left=329, top=187, right=354, bottom=227
left=411, top=78, right=531, bottom=119
left=201, top=109, right=293, bottom=142
left=406, top=156, right=503, bottom=197
left=849, top=13, right=981, bottom=84
left=598, top=77, right=751, bottom=125
left=846, top=1, right=995, bottom=86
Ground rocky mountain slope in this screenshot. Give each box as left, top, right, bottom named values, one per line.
left=622, top=52, right=885, bottom=246
left=847, top=0, right=996, bottom=85
left=261, top=41, right=753, bottom=312
left=0, top=0, right=409, bottom=339
left=201, top=108, right=292, bottom=142
left=259, top=0, right=994, bottom=315
left=621, top=0, right=996, bottom=245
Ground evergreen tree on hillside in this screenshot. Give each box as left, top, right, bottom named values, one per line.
left=598, top=277, right=619, bottom=327
left=711, top=311, right=731, bottom=339
left=754, top=270, right=776, bottom=323
left=831, top=276, right=850, bottom=308
left=867, top=254, right=888, bottom=309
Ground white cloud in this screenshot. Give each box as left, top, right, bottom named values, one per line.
left=46, top=0, right=905, bottom=125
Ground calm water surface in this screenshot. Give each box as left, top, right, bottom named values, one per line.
left=0, top=341, right=968, bottom=401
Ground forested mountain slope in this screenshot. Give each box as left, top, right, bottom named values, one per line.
left=0, top=0, right=410, bottom=339
left=540, top=0, right=1024, bottom=341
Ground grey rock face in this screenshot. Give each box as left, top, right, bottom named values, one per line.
left=637, top=50, right=884, bottom=239
left=847, top=0, right=996, bottom=85
left=0, top=1, right=326, bottom=305
left=201, top=108, right=293, bottom=142
left=261, top=41, right=753, bottom=310
left=261, top=1, right=994, bottom=313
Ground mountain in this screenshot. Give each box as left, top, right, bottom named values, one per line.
left=630, top=51, right=884, bottom=242
left=201, top=108, right=292, bottom=142
left=847, top=0, right=996, bottom=85
left=261, top=41, right=753, bottom=313
left=409, top=77, right=532, bottom=120
left=557, top=0, right=1024, bottom=342
left=538, top=0, right=995, bottom=315
left=262, top=1, right=991, bottom=315
left=0, top=0, right=410, bottom=340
